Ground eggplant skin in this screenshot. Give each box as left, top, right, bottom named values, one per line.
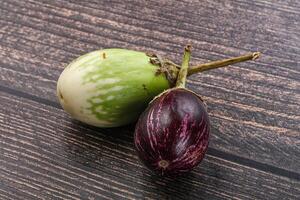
left=134, top=88, right=210, bottom=176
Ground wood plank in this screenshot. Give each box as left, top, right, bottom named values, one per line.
left=0, top=0, right=299, bottom=175
left=3, top=0, right=300, bottom=67
left=2, top=0, right=300, bottom=84
left=61, top=0, right=300, bottom=62
left=0, top=91, right=299, bottom=199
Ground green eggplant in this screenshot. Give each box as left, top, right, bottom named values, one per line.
left=57, top=48, right=259, bottom=127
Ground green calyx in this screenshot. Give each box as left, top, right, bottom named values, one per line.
left=145, top=50, right=261, bottom=87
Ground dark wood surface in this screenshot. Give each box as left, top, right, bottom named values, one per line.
left=0, top=0, right=299, bottom=199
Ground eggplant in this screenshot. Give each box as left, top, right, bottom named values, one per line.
left=57, top=48, right=260, bottom=128
left=134, top=46, right=260, bottom=176
left=57, top=49, right=171, bottom=127
left=134, top=88, right=210, bottom=176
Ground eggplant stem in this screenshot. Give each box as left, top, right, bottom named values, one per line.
left=176, top=45, right=192, bottom=88
left=187, top=52, right=260, bottom=76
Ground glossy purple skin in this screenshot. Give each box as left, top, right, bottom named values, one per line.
left=134, top=88, right=210, bottom=176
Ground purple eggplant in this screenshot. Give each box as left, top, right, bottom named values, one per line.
left=134, top=87, right=209, bottom=176
left=134, top=45, right=208, bottom=176
left=134, top=46, right=260, bottom=176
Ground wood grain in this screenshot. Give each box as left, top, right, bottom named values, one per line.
left=0, top=91, right=299, bottom=199
left=0, top=0, right=299, bottom=199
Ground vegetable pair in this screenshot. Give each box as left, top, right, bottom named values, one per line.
left=57, top=46, right=260, bottom=176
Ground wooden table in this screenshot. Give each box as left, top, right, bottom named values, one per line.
left=0, top=0, right=299, bottom=199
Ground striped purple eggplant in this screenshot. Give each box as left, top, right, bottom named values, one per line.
left=134, top=47, right=260, bottom=176
left=134, top=88, right=210, bottom=176
left=133, top=47, right=260, bottom=176
left=134, top=46, right=211, bottom=176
